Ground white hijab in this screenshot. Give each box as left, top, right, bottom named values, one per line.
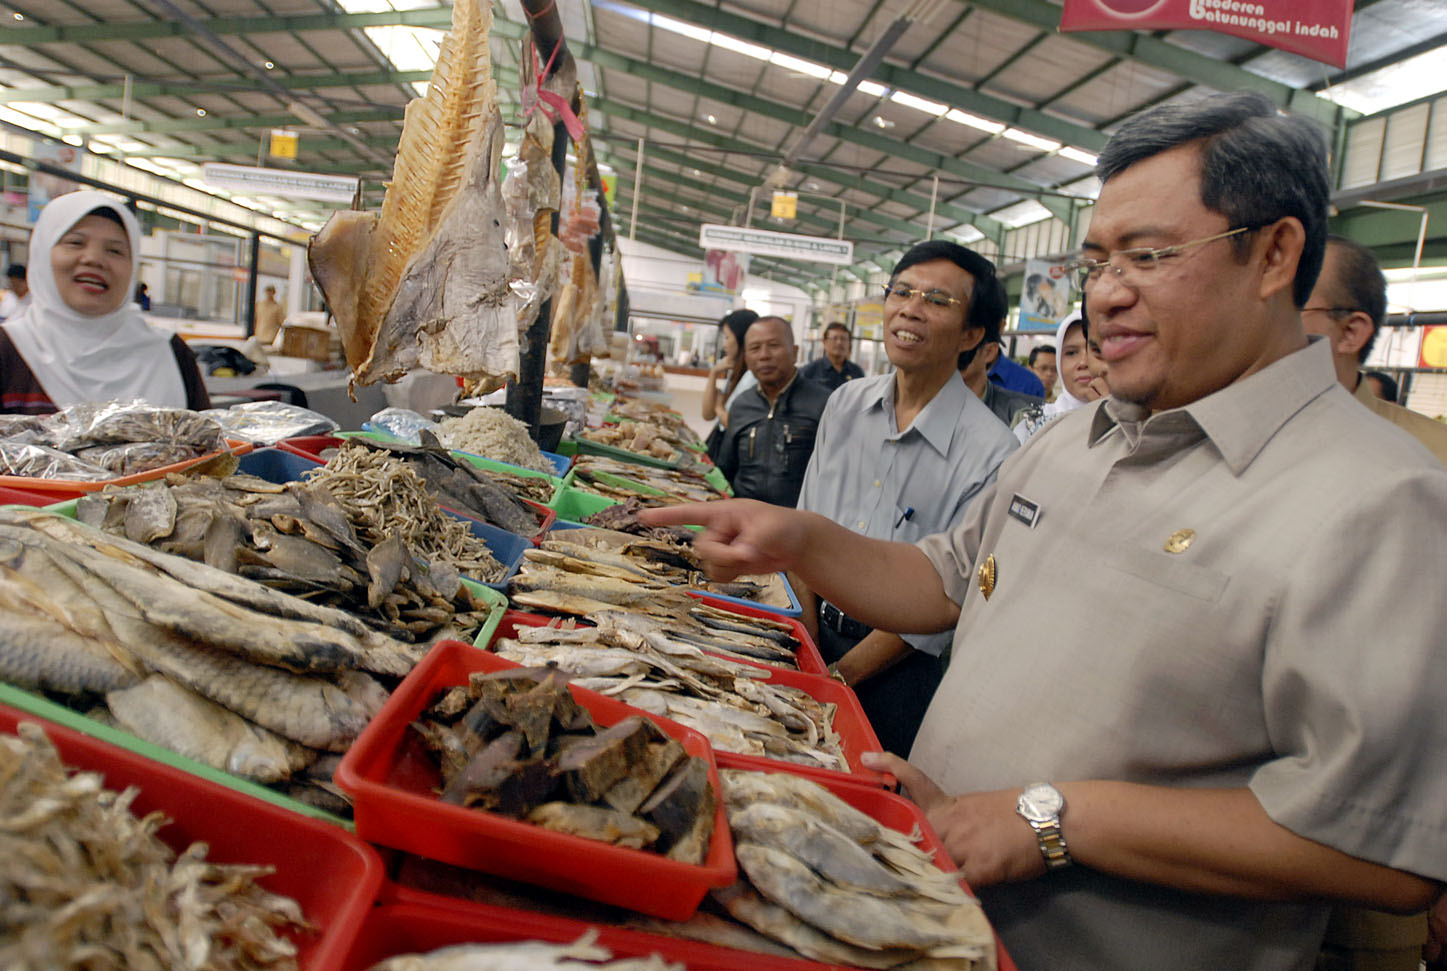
left=3, top=191, right=185, bottom=409
left=1041, top=311, right=1087, bottom=419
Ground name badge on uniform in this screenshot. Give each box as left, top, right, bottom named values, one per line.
left=1008, top=494, right=1041, bottom=528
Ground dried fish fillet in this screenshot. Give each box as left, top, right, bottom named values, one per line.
left=368, top=930, right=683, bottom=970
left=309, top=0, right=516, bottom=389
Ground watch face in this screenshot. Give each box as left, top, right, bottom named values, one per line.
left=1020, top=783, right=1064, bottom=821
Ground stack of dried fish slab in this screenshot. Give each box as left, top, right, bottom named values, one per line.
left=368, top=931, right=682, bottom=971
left=302, top=442, right=505, bottom=582
left=348, top=436, right=544, bottom=537
left=414, top=666, right=716, bottom=863
left=491, top=618, right=845, bottom=772
left=584, top=499, right=701, bottom=544
left=509, top=532, right=781, bottom=607
left=712, top=769, right=996, bottom=971
left=579, top=425, right=688, bottom=467
left=308, top=0, right=515, bottom=391
left=75, top=468, right=495, bottom=643
left=573, top=455, right=725, bottom=502
left=0, top=721, right=311, bottom=969
left=0, top=506, right=417, bottom=807
left=609, top=401, right=705, bottom=448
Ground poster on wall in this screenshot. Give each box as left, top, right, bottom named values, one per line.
left=28, top=142, right=84, bottom=224
left=689, top=248, right=750, bottom=296
left=1059, top=0, right=1352, bottom=68
left=1018, top=258, right=1073, bottom=333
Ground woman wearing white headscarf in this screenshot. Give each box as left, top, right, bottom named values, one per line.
left=0, top=190, right=208, bottom=415
left=1012, top=310, right=1104, bottom=443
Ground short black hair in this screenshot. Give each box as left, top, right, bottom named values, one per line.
left=1365, top=370, right=1399, bottom=404
left=822, top=321, right=849, bottom=339
left=1028, top=345, right=1055, bottom=366
left=956, top=276, right=1006, bottom=370
left=1322, top=234, right=1388, bottom=363
left=1097, top=92, right=1330, bottom=307
left=891, top=239, right=1004, bottom=336
left=5, top=263, right=23, bottom=280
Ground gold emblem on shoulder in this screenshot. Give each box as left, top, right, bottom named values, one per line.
left=1164, top=528, right=1196, bottom=554
left=976, top=554, right=997, bottom=600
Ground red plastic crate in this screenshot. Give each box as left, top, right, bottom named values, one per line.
left=710, top=757, right=1017, bottom=971
left=0, top=703, right=383, bottom=971
left=0, top=484, right=55, bottom=505
left=333, top=640, right=736, bottom=921
left=491, top=611, right=891, bottom=789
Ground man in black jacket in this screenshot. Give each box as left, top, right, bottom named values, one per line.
left=718, top=316, right=830, bottom=506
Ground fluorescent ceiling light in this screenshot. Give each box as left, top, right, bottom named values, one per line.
left=890, top=91, right=948, bottom=116
left=857, top=80, right=888, bottom=98
left=1319, top=47, right=1447, bottom=114
left=771, top=52, right=831, bottom=80
left=945, top=109, right=1004, bottom=134
left=1058, top=147, right=1098, bottom=166
left=1002, top=128, right=1061, bottom=152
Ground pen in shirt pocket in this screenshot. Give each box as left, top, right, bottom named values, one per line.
left=749, top=426, right=757, bottom=459
left=895, top=506, right=914, bottom=528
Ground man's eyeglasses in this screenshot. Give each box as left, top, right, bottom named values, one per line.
left=1063, top=224, right=1265, bottom=293
left=882, top=283, right=964, bottom=310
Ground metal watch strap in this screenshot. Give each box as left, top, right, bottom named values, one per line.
left=1029, top=818, right=1071, bottom=871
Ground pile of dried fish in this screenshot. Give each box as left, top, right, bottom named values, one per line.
left=573, top=455, right=725, bottom=502
left=415, top=666, right=715, bottom=863
left=435, top=406, right=556, bottom=474
left=713, top=769, right=996, bottom=970
left=491, top=617, right=845, bottom=771
left=368, top=931, right=682, bottom=971
left=512, top=529, right=776, bottom=608
left=303, top=442, right=505, bottom=581
left=584, top=499, right=700, bottom=544
left=0, top=722, right=311, bottom=969
left=350, top=435, right=544, bottom=537
left=0, top=400, right=227, bottom=479
left=75, top=469, right=496, bottom=643
left=609, top=401, right=704, bottom=446
left=0, top=506, right=416, bottom=808
left=579, top=425, right=686, bottom=466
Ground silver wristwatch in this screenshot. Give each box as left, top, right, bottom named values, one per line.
left=1017, top=782, right=1072, bottom=871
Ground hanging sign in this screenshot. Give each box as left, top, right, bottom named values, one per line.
left=1059, top=0, right=1352, bottom=68
left=202, top=163, right=360, bottom=202
left=698, top=224, right=852, bottom=265
left=771, top=190, right=797, bottom=220
left=269, top=129, right=299, bottom=160
left=1018, top=258, right=1073, bottom=333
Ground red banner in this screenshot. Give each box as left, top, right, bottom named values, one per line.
left=1060, top=0, right=1352, bottom=68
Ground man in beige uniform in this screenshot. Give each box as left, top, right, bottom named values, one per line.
left=1303, top=234, right=1447, bottom=466
left=644, top=92, right=1446, bottom=970
left=255, top=285, right=285, bottom=344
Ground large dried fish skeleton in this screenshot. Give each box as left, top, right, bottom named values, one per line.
left=308, top=0, right=516, bottom=389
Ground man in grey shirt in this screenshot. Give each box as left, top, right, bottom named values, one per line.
left=794, top=240, right=1018, bottom=755
left=644, top=92, right=1446, bottom=969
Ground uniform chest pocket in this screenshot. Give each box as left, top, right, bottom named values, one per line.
left=1103, top=545, right=1229, bottom=603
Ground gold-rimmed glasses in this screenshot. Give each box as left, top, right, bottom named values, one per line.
left=1064, top=224, right=1265, bottom=292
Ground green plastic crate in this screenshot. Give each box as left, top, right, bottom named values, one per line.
left=562, top=466, right=671, bottom=500
left=547, top=483, right=621, bottom=523
left=449, top=451, right=565, bottom=505
left=464, top=580, right=507, bottom=649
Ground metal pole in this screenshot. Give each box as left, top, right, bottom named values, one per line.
left=122, top=74, right=132, bottom=122
left=244, top=232, right=260, bottom=338
left=629, top=136, right=643, bottom=241
left=926, top=175, right=939, bottom=240
left=745, top=186, right=758, bottom=228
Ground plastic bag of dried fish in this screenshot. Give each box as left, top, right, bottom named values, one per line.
left=367, top=930, right=683, bottom=970
left=0, top=440, right=113, bottom=479
left=204, top=400, right=339, bottom=444
left=369, top=406, right=441, bottom=444
left=43, top=399, right=227, bottom=453
left=0, top=722, right=311, bottom=970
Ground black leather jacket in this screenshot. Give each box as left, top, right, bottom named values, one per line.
left=717, top=374, right=831, bottom=507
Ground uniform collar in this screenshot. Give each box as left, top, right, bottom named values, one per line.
left=1089, top=337, right=1338, bottom=475
left=867, top=371, right=972, bottom=456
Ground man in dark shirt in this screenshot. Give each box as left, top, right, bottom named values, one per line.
left=718, top=316, right=830, bottom=506
left=800, top=321, right=865, bottom=391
